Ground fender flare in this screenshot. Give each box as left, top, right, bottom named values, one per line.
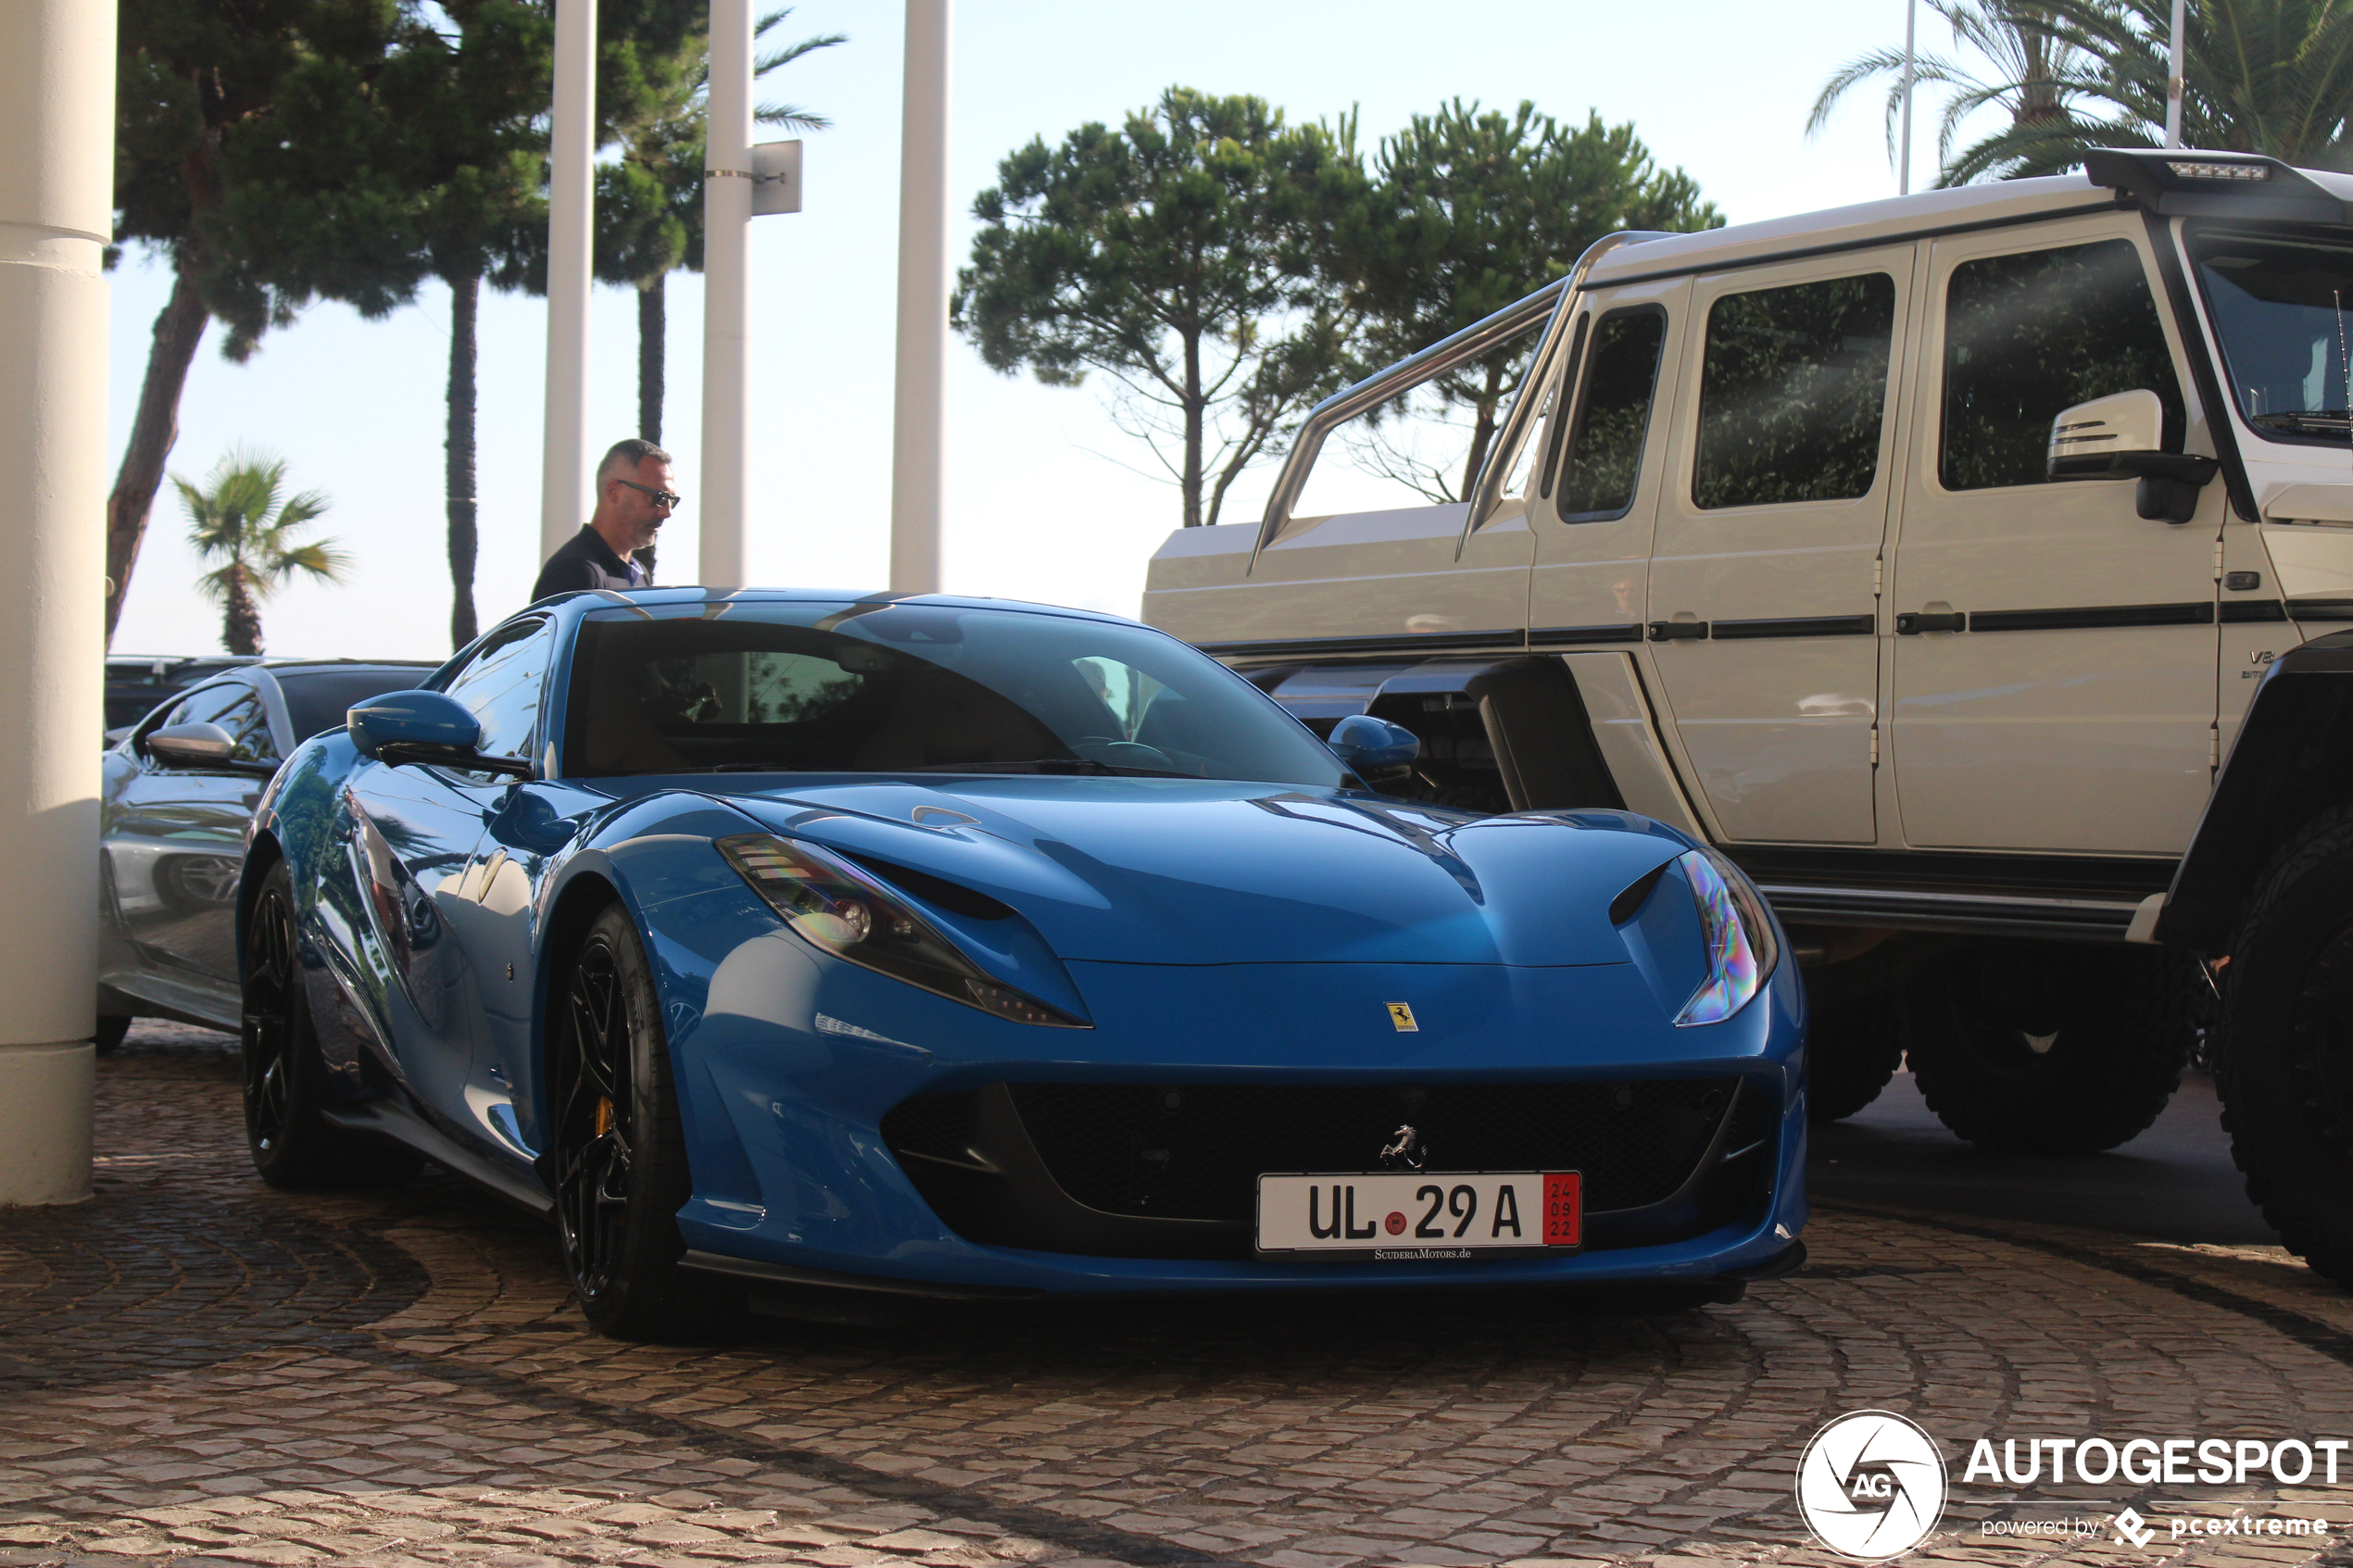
left=2156, top=629, right=2353, bottom=952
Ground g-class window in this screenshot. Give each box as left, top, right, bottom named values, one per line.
left=1693, top=272, right=1895, bottom=508
left=2191, top=227, right=2353, bottom=443
left=1544, top=306, right=1667, bottom=522
left=1941, top=239, right=2183, bottom=489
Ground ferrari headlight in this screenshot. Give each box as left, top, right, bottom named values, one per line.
left=1672, top=846, right=1780, bottom=1027
left=716, top=834, right=1085, bottom=1027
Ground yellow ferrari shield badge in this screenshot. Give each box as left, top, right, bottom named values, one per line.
left=1387, top=1002, right=1418, bottom=1033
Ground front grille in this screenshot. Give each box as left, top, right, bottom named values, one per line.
left=1007, top=1079, right=1739, bottom=1223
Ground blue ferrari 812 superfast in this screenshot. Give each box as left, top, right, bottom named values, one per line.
left=240, top=590, right=1806, bottom=1338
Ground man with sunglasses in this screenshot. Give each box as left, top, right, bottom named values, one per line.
left=531, top=438, right=680, bottom=602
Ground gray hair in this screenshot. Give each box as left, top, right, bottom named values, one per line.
left=596, top=438, right=672, bottom=487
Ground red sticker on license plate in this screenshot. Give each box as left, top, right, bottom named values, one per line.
left=1543, top=1172, right=1581, bottom=1246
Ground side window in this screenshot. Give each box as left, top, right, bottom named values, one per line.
left=1941, top=239, right=2184, bottom=490
left=1693, top=272, right=1897, bottom=509
left=215, top=694, right=279, bottom=767
left=443, top=620, right=556, bottom=763
left=1545, top=306, right=1667, bottom=521
left=142, top=681, right=244, bottom=744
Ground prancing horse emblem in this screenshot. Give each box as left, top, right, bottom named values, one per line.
left=1380, top=1123, right=1426, bottom=1172
left=1387, top=1002, right=1418, bottom=1032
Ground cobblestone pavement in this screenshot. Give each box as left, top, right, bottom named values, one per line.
left=6, top=1027, right=2353, bottom=1567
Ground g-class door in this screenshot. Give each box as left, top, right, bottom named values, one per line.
left=1887, top=220, right=2219, bottom=854
left=1529, top=279, right=1687, bottom=646
left=1644, top=248, right=1912, bottom=844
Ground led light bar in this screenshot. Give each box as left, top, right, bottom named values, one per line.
left=2167, top=160, right=2271, bottom=182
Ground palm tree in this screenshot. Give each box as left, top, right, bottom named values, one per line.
left=598, top=9, right=845, bottom=443
left=1807, top=2, right=2093, bottom=180
left=171, top=450, right=351, bottom=656
left=1939, top=0, right=2353, bottom=179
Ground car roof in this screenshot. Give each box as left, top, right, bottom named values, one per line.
left=534, top=586, right=1139, bottom=628
left=1581, top=162, right=2353, bottom=289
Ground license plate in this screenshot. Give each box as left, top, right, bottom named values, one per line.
left=1255, top=1172, right=1581, bottom=1257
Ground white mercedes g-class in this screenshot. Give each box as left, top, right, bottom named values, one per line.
left=1142, top=147, right=2353, bottom=1284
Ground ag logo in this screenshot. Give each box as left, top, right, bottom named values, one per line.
left=1795, top=1410, right=1947, bottom=1560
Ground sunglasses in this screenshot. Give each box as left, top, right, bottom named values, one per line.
left=616, top=478, right=683, bottom=508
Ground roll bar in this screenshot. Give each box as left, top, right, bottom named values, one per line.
left=1247, top=230, right=1665, bottom=574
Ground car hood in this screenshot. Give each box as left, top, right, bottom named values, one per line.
left=719, top=777, right=1687, bottom=967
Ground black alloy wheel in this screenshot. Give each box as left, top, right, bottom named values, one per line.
left=241, top=859, right=418, bottom=1188
left=1903, top=939, right=2193, bottom=1154
left=2220, top=806, right=2353, bottom=1286
left=549, top=903, right=711, bottom=1341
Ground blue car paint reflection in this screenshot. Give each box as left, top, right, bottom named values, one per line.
left=246, top=589, right=1806, bottom=1297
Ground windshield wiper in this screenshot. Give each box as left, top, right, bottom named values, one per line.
left=896, top=758, right=1193, bottom=778
left=2251, top=409, right=2353, bottom=434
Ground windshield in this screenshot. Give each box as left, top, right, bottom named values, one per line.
left=2192, top=225, right=2353, bottom=440
left=562, top=601, right=1351, bottom=787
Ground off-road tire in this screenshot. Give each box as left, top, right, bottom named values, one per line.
left=548, top=902, right=722, bottom=1342
left=2218, top=805, right=2353, bottom=1286
left=241, top=860, right=421, bottom=1188
left=1806, top=990, right=1904, bottom=1123
left=1903, top=939, right=2192, bottom=1153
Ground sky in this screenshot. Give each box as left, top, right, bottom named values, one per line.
left=107, top=0, right=2013, bottom=660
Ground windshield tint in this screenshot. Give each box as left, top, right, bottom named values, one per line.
left=2192, top=226, right=2353, bottom=439
left=277, top=668, right=437, bottom=743
left=562, top=602, right=1351, bottom=787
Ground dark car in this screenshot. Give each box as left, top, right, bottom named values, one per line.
left=99, top=659, right=437, bottom=1046
left=104, top=655, right=266, bottom=738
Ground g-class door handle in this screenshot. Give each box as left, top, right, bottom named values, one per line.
left=1648, top=620, right=1709, bottom=642
left=1895, top=611, right=1967, bottom=634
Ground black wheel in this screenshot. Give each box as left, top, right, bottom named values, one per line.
left=549, top=903, right=717, bottom=1341
left=94, top=1014, right=132, bottom=1054
left=1903, top=940, right=2191, bottom=1153
left=1806, top=990, right=1904, bottom=1123
left=2219, top=807, right=2353, bottom=1286
left=241, top=860, right=418, bottom=1188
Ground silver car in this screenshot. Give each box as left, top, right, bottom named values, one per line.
left=99, top=659, right=436, bottom=1047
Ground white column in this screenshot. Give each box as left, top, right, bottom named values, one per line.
left=0, top=0, right=111, bottom=1205
left=889, top=0, right=952, bottom=596
left=700, top=0, right=753, bottom=589
left=2166, top=0, right=2188, bottom=148
left=541, top=0, right=597, bottom=560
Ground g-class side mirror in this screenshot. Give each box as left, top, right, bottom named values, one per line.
left=2047, top=389, right=2220, bottom=523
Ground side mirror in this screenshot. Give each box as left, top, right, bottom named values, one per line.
left=1328, top=713, right=1420, bottom=776
left=348, top=690, right=531, bottom=779
left=2047, top=389, right=2220, bottom=523
left=145, top=721, right=260, bottom=771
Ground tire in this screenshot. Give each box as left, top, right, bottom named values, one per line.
left=1903, top=939, right=2190, bottom=1153
left=1806, top=990, right=1904, bottom=1123
left=94, top=1014, right=132, bottom=1054
left=2218, top=807, right=2353, bottom=1286
left=548, top=902, right=718, bottom=1342
left=241, top=861, right=420, bottom=1188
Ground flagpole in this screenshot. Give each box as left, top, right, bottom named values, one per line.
left=1899, top=0, right=1917, bottom=194
left=2166, top=0, right=2187, bottom=147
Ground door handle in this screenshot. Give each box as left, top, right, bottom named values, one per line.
left=1647, top=620, right=1710, bottom=642
left=1895, top=611, right=1967, bottom=634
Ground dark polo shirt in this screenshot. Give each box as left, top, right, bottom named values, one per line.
left=532, top=526, right=654, bottom=603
